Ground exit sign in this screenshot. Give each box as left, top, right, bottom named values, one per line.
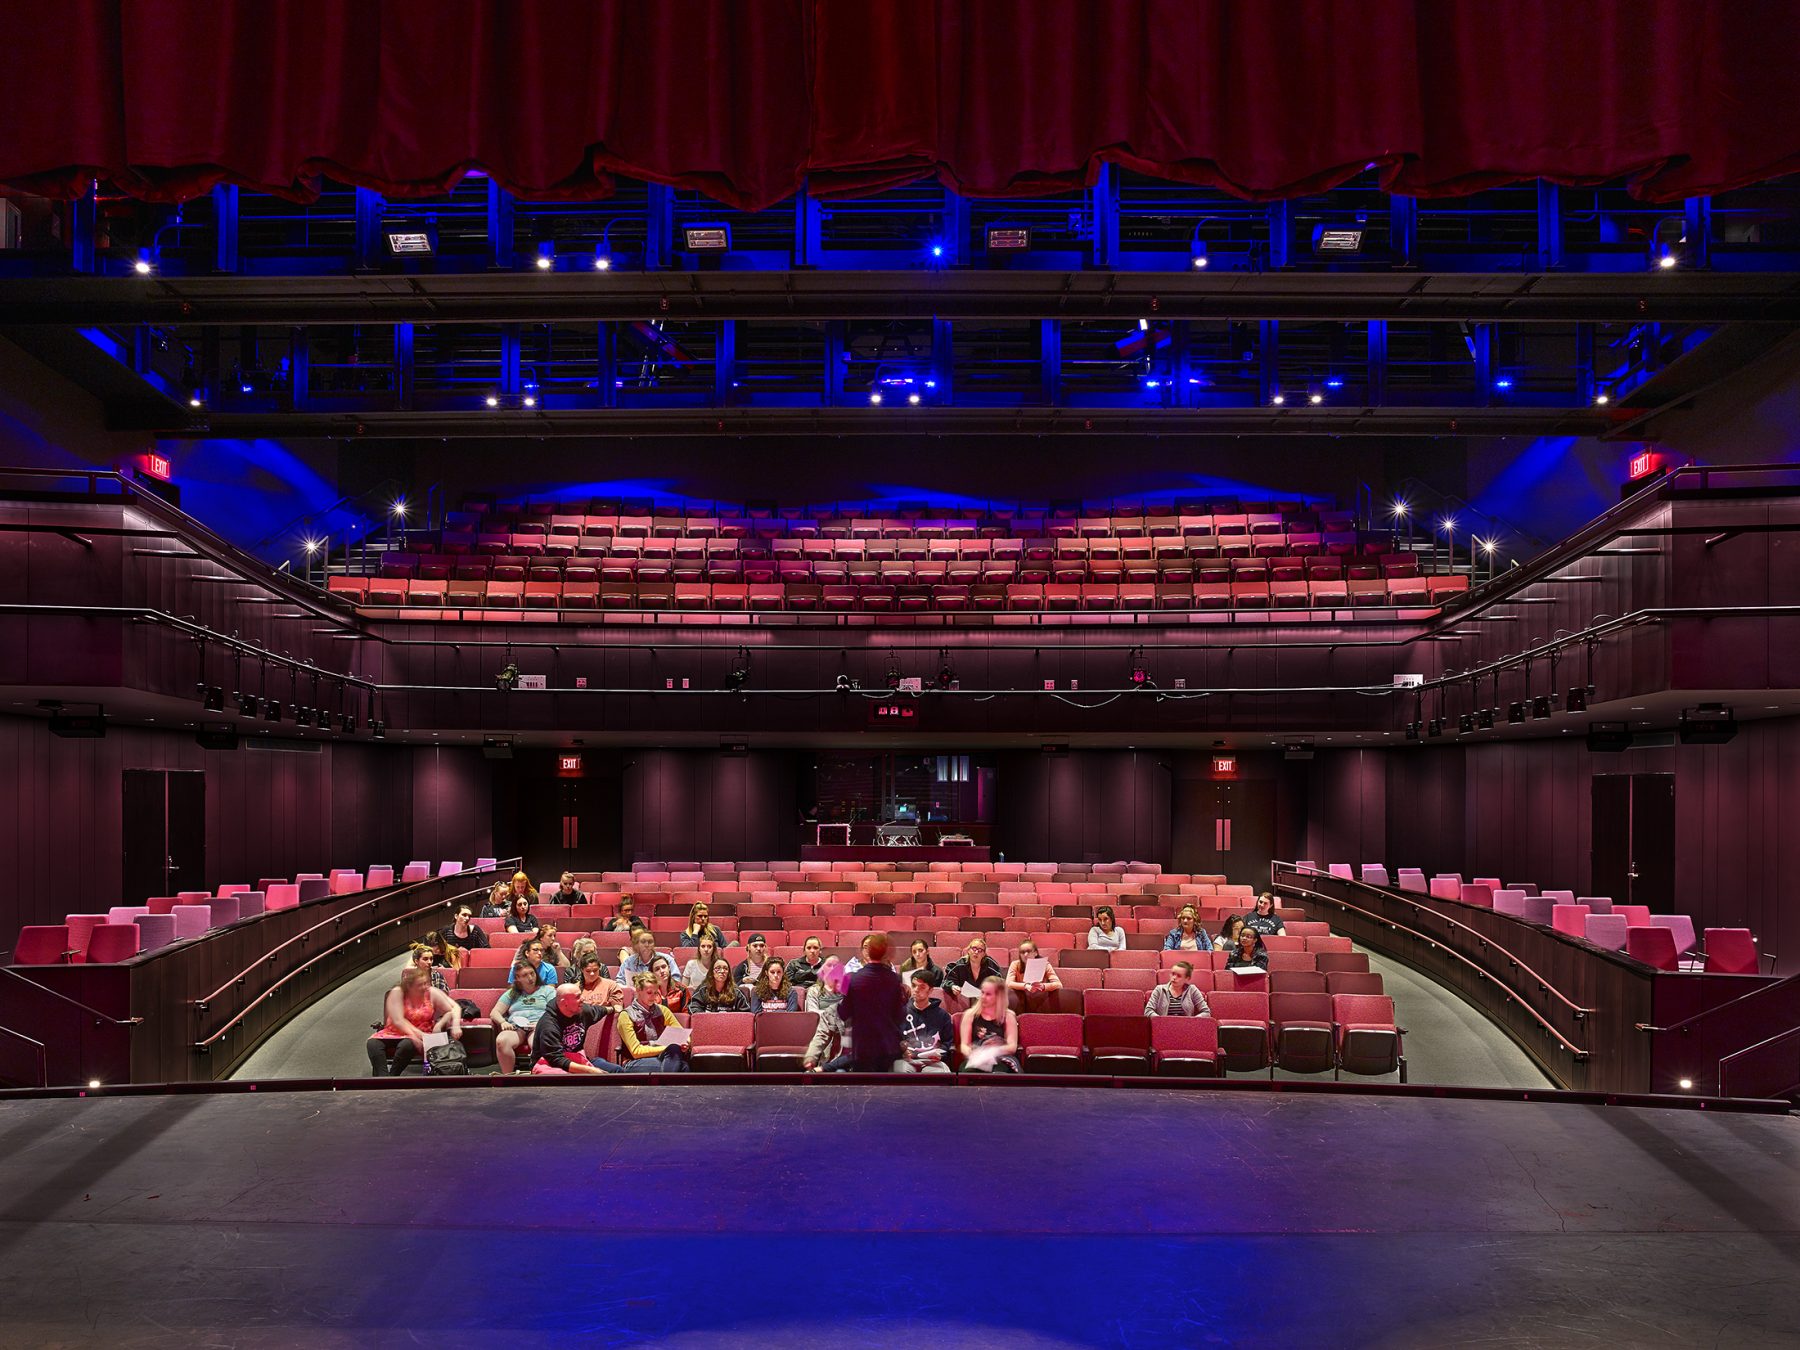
left=1212, top=754, right=1238, bottom=776
left=143, top=452, right=171, bottom=480
left=1628, top=449, right=1661, bottom=480
left=556, top=753, right=584, bottom=777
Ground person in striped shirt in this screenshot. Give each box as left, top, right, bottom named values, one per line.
left=1144, top=961, right=1210, bottom=1017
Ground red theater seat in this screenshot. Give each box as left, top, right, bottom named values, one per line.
left=1702, top=928, right=1759, bottom=975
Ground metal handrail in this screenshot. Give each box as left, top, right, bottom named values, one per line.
left=0, top=1021, right=48, bottom=1089
left=1274, top=877, right=1588, bottom=1059
left=192, top=860, right=520, bottom=1010
left=1716, top=1025, right=1800, bottom=1098
left=1644, top=969, right=1800, bottom=1037
left=0, top=968, right=145, bottom=1026
left=1274, top=863, right=1596, bottom=1018
left=193, top=895, right=474, bottom=1050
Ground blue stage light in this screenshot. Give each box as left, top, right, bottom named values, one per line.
left=930, top=244, right=944, bottom=258
left=1325, top=377, right=1344, bottom=389
left=1494, top=376, right=1513, bottom=390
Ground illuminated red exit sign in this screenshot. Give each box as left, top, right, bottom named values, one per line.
left=1628, top=449, right=1660, bottom=480
left=556, top=753, right=584, bottom=777
left=143, top=452, right=171, bottom=480
left=1212, top=754, right=1238, bottom=776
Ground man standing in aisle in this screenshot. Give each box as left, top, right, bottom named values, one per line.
left=840, top=931, right=905, bottom=1073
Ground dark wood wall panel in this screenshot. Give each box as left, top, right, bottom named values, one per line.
left=993, top=750, right=1171, bottom=865
left=622, top=750, right=799, bottom=864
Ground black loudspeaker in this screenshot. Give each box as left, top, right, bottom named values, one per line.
left=1585, top=722, right=1634, bottom=753
left=196, top=726, right=239, bottom=750
left=1679, top=705, right=1737, bottom=745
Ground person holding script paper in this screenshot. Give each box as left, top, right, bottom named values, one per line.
left=942, top=938, right=1005, bottom=1019
left=1004, top=938, right=1064, bottom=1014
left=1226, top=926, right=1269, bottom=973
left=896, top=971, right=955, bottom=1073
left=617, top=972, right=691, bottom=1072
left=958, top=976, right=1020, bottom=1074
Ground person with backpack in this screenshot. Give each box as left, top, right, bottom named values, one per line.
left=366, top=964, right=462, bottom=1077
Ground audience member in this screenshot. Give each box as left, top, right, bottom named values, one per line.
left=679, top=901, right=726, bottom=948
left=576, top=953, right=624, bottom=1011
left=899, top=938, right=943, bottom=988
left=506, top=871, right=535, bottom=910
left=618, top=973, right=690, bottom=1072
left=1163, top=905, right=1214, bottom=952
left=1145, top=961, right=1211, bottom=1016
left=942, top=938, right=1004, bottom=997
left=566, top=936, right=603, bottom=977
left=446, top=904, right=490, bottom=952
left=531, top=923, right=567, bottom=971
left=504, top=892, right=536, bottom=933
left=1244, top=892, right=1287, bottom=937
left=552, top=870, right=585, bottom=905
left=491, top=961, right=556, bottom=1073
left=803, top=958, right=851, bottom=1071
left=958, top=976, right=1021, bottom=1074
left=604, top=895, right=641, bottom=933
left=479, top=881, right=511, bottom=919
left=1004, top=938, right=1064, bottom=1013
left=841, top=933, right=905, bottom=1072
left=616, top=928, right=678, bottom=984
left=897, top=972, right=955, bottom=1073
left=1214, top=915, right=1248, bottom=952
left=732, top=933, right=771, bottom=987
left=409, top=943, right=450, bottom=993
left=691, top=956, right=751, bottom=1013
left=366, top=964, right=461, bottom=1077
left=681, top=935, right=722, bottom=990
left=1226, top=926, right=1270, bottom=971
left=650, top=955, right=690, bottom=1014
left=514, top=936, right=559, bottom=988
left=750, top=957, right=800, bottom=1012
left=1087, top=905, right=1127, bottom=951
left=787, top=936, right=828, bottom=987
left=529, top=983, right=620, bottom=1075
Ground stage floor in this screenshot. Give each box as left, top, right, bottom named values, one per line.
left=0, top=1085, right=1796, bottom=1347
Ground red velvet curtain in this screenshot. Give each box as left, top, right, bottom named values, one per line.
left=2, top=0, right=1796, bottom=208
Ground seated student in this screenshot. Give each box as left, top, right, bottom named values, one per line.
left=1244, top=892, right=1287, bottom=937
left=410, top=942, right=450, bottom=994
left=679, top=901, right=726, bottom=949
left=531, top=923, right=568, bottom=973
left=576, top=953, right=625, bottom=1011
left=367, top=964, right=462, bottom=1077
left=616, top=927, right=678, bottom=985
left=1087, top=905, right=1128, bottom=951
left=957, top=976, right=1021, bottom=1074
left=491, top=962, right=557, bottom=1073
left=618, top=972, right=690, bottom=1072
left=1162, top=904, right=1214, bottom=952
left=897, top=971, right=955, bottom=1073
left=1145, top=960, right=1211, bottom=1017
left=1213, top=914, right=1249, bottom=953
left=681, top=935, right=723, bottom=991
left=787, top=935, right=828, bottom=988
left=691, top=956, right=751, bottom=1013
left=603, top=894, right=642, bottom=933
left=898, top=938, right=943, bottom=989
left=1225, top=925, right=1270, bottom=972
left=751, top=957, right=801, bottom=1012
left=445, top=904, right=490, bottom=953
left=942, top=938, right=1004, bottom=998
left=514, top=935, right=559, bottom=989
left=479, top=881, right=511, bottom=920
left=803, top=959, right=852, bottom=1072
left=650, top=955, right=690, bottom=1015
left=529, top=983, right=622, bottom=1075
left=1004, top=938, right=1064, bottom=1014
left=732, top=933, right=772, bottom=988
left=504, top=892, right=536, bottom=934
left=566, top=936, right=604, bottom=978
left=552, top=870, right=585, bottom=905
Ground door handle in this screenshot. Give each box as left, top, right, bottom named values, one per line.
left=1628, top=862, right=1640, bottom=880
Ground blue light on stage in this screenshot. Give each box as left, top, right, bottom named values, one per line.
left=1494, top=377, right=1513, bottom=390
left=930, top=244, right=944, bottom=258
left=1325, top=377, right=1344, bottom=389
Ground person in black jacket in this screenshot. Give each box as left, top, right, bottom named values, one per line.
left=897, top=972, right=955, bottom=1073
left=787, top=935, right=828, bottom=987
left=732, top=933, right=771, bottom=988
left=840, top=933, right=905, bottom=1072
left=690, top=957, right=752, bottom=1013
left=529, top=985, right=622, bottom=1074
left=942, top=938, right=1004, bottom=997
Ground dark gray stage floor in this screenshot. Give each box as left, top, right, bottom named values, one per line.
left=0, top=1084, right=1795, bottom=1348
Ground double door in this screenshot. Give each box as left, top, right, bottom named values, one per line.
left=1590, top=773, right=1674, bottom=909
left=122, top=769, right=206, bottom=901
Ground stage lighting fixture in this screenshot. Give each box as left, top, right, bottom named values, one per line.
left=1595, top=392, right=1610, bottom=406
left=1404, top=721, right=1420, bottom=741
left=908, top=393, right=921, bottom=405
left=930, top=244, right=944, bottom=258
left=235, top=690, right=257, bottom=717
left=391, top=500, right=407, bottom=518
left=1566, top=686, right=1588, bottom=712
left=1458, top=712, right=1475, bottom=735
left=1657, top=252, right=1677, bottom=269
left=936, top=662, right=956, bottom=690
left=1531, top=695, right=1553, bottom=720
left=1325, top=376, right=1344, bottom=389
left=1507, top=701, right=1526, bottom=724
left=133, top=248, right=154, bottom=275
left=1312, top=225, right=1365, bottom=253
left=1426, top=718, right=1444, bottom=738
left=294, top=706, right=313, bottom=728
left=1477, top=708, right=1496, bottom=730
left=264, top=698, right=282, bottom=723
left=987, top=227, right=1031, bottom=252
left=384, top=228, right=435, bottom=256
left=1650, top=217, right=1686, bottom=271
left=485, top=394, right=499, bottom=408
left=834, top=674, right=853, bottom=693
left=1309, top=393, right=1323, bottom=405
left=522, top=394, right=537, bottom=408
left=1679, top=703, right=1737, bottom=745
left=684, top=225, right=730, bottom=251
left=495, top=662, right=520, bottom=693
left=341, top=713, right=357, bottom=733
left=302, top=538, right=321, bottom=555
left=534, top=242, right=555, bottom=270
left=1270, top=393, right=1286, bottom=406
left=869, top=392, right=883, bottom=405
left=370, top=719, right=386, bottom=739
left=1392, top=500, right=1408, bottom=518
left=1192, top=253, right=1208, bottom=269
left=723, top=648, right=750, bottom=691
left=1494, top=376, right=1514, bottom=390
left=202, top=685, right=224, bottom=712
left=593, top=252, right=612, bottom=271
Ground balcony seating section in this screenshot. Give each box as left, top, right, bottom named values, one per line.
left=11, top=859, right=496, bottom=964
left=328, top=496, right=1472, bottom=617
left=1314, top=861, right=1739, bottom=976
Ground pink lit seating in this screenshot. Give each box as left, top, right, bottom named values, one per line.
left=1459, top=884, right=1493, bottom=908
left=1491, top=890, right=1528, bottom=919
left=1584, top=914, right=1629, bottom=950
left=1702, top=928, right=1759, bottom=975
left=86, top=924, right=142, bottom=963
left=366, top=865, right=395, bottom=888
left=64, top=915, right=107, bottom=963
left=1649, top=915, right=1696, bottom=958
left=1625, top=925, right=1679, bottom=971
left=1359, top=865, right=1389, bottom=886
left=171, top=905, right=213, bottom=940
left=235, top=891, right=266, bottom=918
left=208, top=897, right=241, bottom=928
left=13, top=925, right=75, bottom=964
left=133, top=914, right=177, bottom=952
left=1551, top=904, right=1590, bottom=938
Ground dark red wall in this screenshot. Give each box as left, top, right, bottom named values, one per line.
left=993, top=750, right=1172, bottom=865
left=0, top=715, right=492, bottom=943
left=621, top=749, right=801, bottom=864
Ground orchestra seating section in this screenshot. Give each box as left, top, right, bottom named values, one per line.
left=9, top=860, right=496, bottom=965
left=1296, top=862, right=1764, bottom=976
left=322, top=496, right=1471, bottom=617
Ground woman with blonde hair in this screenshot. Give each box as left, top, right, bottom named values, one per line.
left=367, top=963, right=461, bottom=1076
left=957, top=976, right=1020, bottom=1074
left=679, top=900, right=725, bottom=948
